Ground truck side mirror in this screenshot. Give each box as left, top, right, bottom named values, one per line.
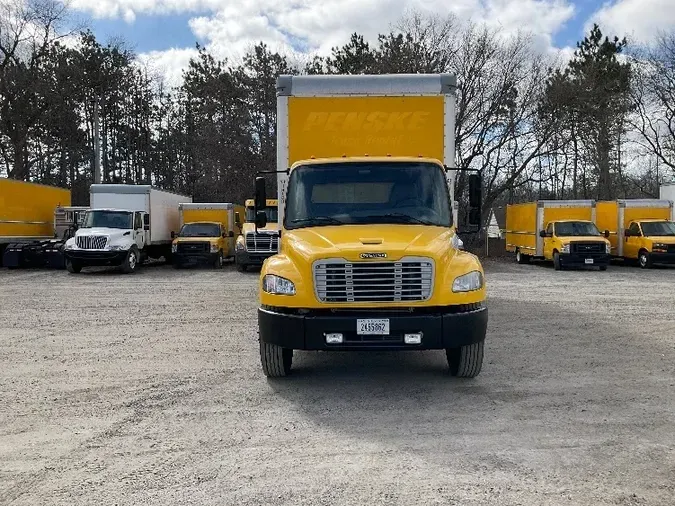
left=222, top=232, right=226, bottom=238
left=228, top=231, right=234, bottom=238
left=171, top=231, right=175, bottom=239
left=256, top=211, right=268, bottom=229
left=539, top=230, right=547, bottom=238
left=235, top=211, right=241, bottom=226
left=143, top=214, right=150, bottom=230
left=604, top=230, right=610, bottom=238
left=255, top=177, right=267, bottom=210
left=467, top=173, right=482, bottom=227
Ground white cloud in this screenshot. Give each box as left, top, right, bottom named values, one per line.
left=136, top=47, right=198, bottom=89
left=70, top=0, right=577, bottom=86
left=588, top=0, right=675, bottom=44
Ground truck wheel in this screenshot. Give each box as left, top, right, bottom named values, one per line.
left=638, top=250, right=652, bottom=269
left=599, top=265, right=607, bottom=271
left=260, top=341, right=293, bottom=377
left=122, top=247, right=139, bottom=274
left=214, top=252, right=223, bottom=269
left=553, top=251, right=562, bottom=271
left=66, top=259, right=82, bottom=273
left=446, top=342, right=484, bottom=378
left=516, top=250, right=530, bottom=264
left=237, top=263, right=247, bottom=273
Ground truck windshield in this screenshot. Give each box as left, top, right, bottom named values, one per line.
left=246, top=206, right=278, bottom=223
left=284, top=162, right=452, bottom=229
left=555, top=221, right=601, bottom=237
left=82, top=210, right=133, bottom=229
left=641, top=221, right=675, bottom=236
left=179, top=223, right=220, bottom=237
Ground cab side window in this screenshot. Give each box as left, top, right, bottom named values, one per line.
left=546, top=223, right=554, bottom=237
left=629, top=222, right=641, bottom=237
left=134, top=212, right=143, bottom=230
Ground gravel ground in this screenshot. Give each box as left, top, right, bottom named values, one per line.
left=0, top=258, right=674, bottom=506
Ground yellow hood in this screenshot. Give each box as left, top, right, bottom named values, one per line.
left=282, top=224, right=455, bottom=263
left=647, top=236, right=675, bottom=243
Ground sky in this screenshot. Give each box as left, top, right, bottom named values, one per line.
left=67, top=0, right=675, bottom=88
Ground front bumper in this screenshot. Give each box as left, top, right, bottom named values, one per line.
left=174, top=251, right=219, bottom=265
left=64, top=249, right=127, bottom=266
left=649, top=252, right=675, bottom=264
left=236, top=250, right=275, bottom=266
left=559, top=253, right=610, bottom=267
left=258, top=304, right=488, bottom=351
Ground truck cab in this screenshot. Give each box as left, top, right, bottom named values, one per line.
left=65, top=208, right=148, bottom=273
left=539, top=220, right=611, bottom=270
left=172, top=221, right=228, bottom=268
left=234, top=199, right=279, bottom=272
left=623, top=219, right=675, bottom=268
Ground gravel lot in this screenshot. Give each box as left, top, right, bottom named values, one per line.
left=0, top=258, right=674, bottom=505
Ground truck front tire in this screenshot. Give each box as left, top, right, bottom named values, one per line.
left=214, top=252, right=223, bottom=269
left=516, top=250, right=530, bottom=264
left=121, top=247, right=139, bottom=274
left=260, top=340, right=293, bottom=377
left=553, top=251, right=562, bottom=270
left=66, top=259, right=82, bottom=273
left=639, top=250, right=652, bottom=269
left=447, top=342, right=484, bottom=378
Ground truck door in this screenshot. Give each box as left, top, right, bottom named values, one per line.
left=134, top=212, right=146, bottom=250
left=543, top=222, right=554, bottom=259
left=624, top=222, right=642, bottom=259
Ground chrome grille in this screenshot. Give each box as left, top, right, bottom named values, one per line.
left=245, top=232, right=279, bottom=253
left=76, top=235, right=107, bottom=250
left=313, top=257, right=434, bottom=303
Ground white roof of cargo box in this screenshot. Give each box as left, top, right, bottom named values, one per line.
left=89, top=184, right=190, bottom=198
left=276, top=74, right=457, bottom=97
left=617, top=199, right=673, bottom=208
left=179, top=203, right=236, bottom=210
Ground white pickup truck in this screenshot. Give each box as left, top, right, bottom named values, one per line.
left=63, top=184, right=192, bottom=273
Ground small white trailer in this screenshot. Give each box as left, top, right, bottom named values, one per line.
left=63, top=184, right=192, bottom=273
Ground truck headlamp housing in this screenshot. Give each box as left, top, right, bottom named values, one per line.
left=452, top=270, right=484, bottom=293
left=561, top=244, right=570, bottom=254
left=262, top=274, right=296, bottom=295
left=606, top=243, right=612, bottom=254
left=210, top=243, right=219, bottom=253
left=109, top=245, right=127, bottom=251
left=171, top=243, right=177, bottom=253
left=653, top=243, right=668, bottom=250
left=235, top=236, right=245, bottom=252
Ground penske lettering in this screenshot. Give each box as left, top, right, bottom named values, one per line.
left=302, top=111, right=430, bottom=132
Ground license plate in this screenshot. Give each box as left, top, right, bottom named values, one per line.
left=357, top=319, right=390, bottom=335
left=585, top=258, right=594, bottom=264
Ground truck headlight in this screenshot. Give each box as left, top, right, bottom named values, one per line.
left=210, top=243, right=219, bottom=253
left=606, top=243, right=611, bottom=254
left=452, top=271, right=484, bottom=293
left=561, top=244, right=570, bottom=254
left=109, top=245, right=126, bottom=251
left=262, top=274, right=296, bottom=295
left=171, top=244, right=177, bottom=253
left=235, top=237, right=245, bottom=252
left=65, top=242, right=75, bottom=250
left=653, top=243, right=668, bottom=250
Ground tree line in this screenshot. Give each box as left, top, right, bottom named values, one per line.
left=1, top=1, right=675, bottom=220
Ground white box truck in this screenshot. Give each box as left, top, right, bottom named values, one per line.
left=660, top=181, right=675, bottom=204
left=63, top=184, right=192, bottom=273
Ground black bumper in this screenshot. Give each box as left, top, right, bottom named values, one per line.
left=64, top=249, right=127, bottom=266
left=559, top=253, right=610, bottom=267
left=258, top=304, right=488, bottom=351
left=236, top=250, right=274, bottom=266
left=174, top=251, right=218, bottom=265
left=650, top=252, right=675, bottom=264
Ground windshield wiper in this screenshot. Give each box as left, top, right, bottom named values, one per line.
left=361, top=213, right=437, bottom=226
left=290, top=216, right=345, bottom=226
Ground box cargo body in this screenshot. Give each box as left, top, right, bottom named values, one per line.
left=596, top=199, right=675, bottom=257
left=90, top=184, right=190, bottom=245
left=660, top=182, right=675, bottom=204
left=0, top=178, right=71, bottom=243
left=506, top=200, right=596, bottom=257
left=275, top=74, right=457, bottom=226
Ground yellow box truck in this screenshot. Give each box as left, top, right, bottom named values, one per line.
left=234, top=198, right=279, bottom=272
left=251, top=73, right=486, bottom=378
left=172, top=202, right=244, bottom=268
left=596, top=199, right=675, bottom=268
left=1, top=178, right=71, bottom=261
left=506, top=200, right=611, bottom=270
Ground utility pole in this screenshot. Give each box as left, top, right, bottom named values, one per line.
left=92, top=97, right=101, bottom=184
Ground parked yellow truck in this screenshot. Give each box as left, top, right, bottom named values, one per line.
left=252, top=73, right=486, bottom=378
left=172, top=202, right=244, bottom=268
left=1, top=178, right=71, bottom=260
left=596, top=199, right=675, bottom=268
left=506, top=200, right=611, bottom=270
left=234, top=198, right=279, bottom=272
